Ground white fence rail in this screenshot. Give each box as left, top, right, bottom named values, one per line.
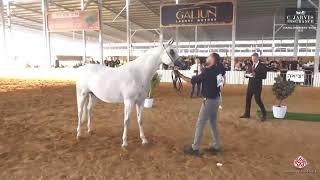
left=263, top=72, right=281, bottom=85
left=157, top=70, right=279, bottom=85
left=226, top=71, right=245, bottom=85
left=0, top=67, right=78, bottom=80
left=314, top=73, right=320, bottom=87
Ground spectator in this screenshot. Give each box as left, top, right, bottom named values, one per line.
left=235, top=61, right=242, bottom=71
left=115, top=58, right=121, bottom=67
left=189, top=58, right=202, bottom=97
left=104, top=59, right=108, bottom=66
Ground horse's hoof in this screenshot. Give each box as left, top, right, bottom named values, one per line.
left=142, top=139, right=149, bottom=145
left=87, top=129, right=92, bottom=135
left=77, top=131, right=81, bottom=139
left=219, top=106, right=223, bottom=110
left=121, top=142, right=128, bottom=148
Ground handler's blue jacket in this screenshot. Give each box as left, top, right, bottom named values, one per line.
left=191, top=64, right=225, bottom=99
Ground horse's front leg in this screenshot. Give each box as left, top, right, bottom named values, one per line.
left=77, top=92, right=87, bottom=139
left=136, top=103, right=148, bottom=144
left=122, top=101, right=133, bottom=147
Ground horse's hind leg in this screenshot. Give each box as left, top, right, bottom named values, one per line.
left=136, top=102, right=148, bottom=145
left=87, top=93, right=96, bottom=134
left=76, top=89, right=88, bottom=139
left=122, top=100, right=134, bottom=147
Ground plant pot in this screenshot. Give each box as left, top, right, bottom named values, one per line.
left=272, top=105, right=287, bottom=119
left=144, top=98, right=154, bottom=108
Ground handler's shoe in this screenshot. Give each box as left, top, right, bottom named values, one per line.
left=183, top=147, right=200, bottom=156
left=204, top=147, right=223, bottom=155
left=240, top=114, right=250, bottom=118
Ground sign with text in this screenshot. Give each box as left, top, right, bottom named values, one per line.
left=285, top=8, right=316, bottom=25
left=286, top=71, right=305, bottom=83
left=48, top=10, right=100, bottom=32
left=161, top=2, right=233, bottom=27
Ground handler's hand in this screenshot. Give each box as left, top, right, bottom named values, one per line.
left=177, top=71, right=192, bottom=83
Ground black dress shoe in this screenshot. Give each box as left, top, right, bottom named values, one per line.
left=240, top=115, right=250, bottom=118
left=183, top=147, right=200, bottom=156
left=203, top=147, right=223, bottom=155
left=261, top=116, right=267, bottom=122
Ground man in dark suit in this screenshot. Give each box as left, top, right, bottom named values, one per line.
left=240, top=53, right=267, bottom=121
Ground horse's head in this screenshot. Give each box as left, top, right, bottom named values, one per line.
left=161, top=39, right=180, bottom=67
left=161, top=38, right=189, bottom=70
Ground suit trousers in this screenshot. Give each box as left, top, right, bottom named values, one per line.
left=245, top=85, right=267, bottom=117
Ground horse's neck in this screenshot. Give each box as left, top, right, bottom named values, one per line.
left=129, top=47, right=163, bottom=83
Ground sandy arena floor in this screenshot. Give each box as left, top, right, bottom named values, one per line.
left=0, top=79, right=320, bottom=180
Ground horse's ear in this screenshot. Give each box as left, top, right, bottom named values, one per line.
left=160, top=34, right=164, bottom=45
left=166, top=38, right=174, bottom=46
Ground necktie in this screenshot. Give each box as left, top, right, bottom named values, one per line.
left=252, top=63, right=256, bottom=73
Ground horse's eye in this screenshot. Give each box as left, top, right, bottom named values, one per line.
left=170, top=49, right=175, bottom=56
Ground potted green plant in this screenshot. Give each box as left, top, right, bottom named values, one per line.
left=144, top=72, right=161, bottom=108
left=272, top=75, right=296, bottom=118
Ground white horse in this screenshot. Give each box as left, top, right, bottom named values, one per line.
left=75, top=39, right=180, bottom=147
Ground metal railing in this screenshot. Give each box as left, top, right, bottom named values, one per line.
left=0, top=68, right=318, bottom=87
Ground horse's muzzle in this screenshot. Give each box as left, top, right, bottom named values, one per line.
left=174, top=59, right=189, bottom=70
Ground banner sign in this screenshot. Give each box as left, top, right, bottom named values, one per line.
left=48, top=10, right=100, bottom=32
left=161, top=2, right=233, bottom=27
left=286, top=71, right=305, bottom=83
left=285, top=8, right=316, bottom=25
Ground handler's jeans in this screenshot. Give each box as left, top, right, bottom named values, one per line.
left=192, top=97, right=220, bottom=150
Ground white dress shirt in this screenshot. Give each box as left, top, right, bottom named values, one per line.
left=190, top=63, right=202, bottom=76
left=253, top=61, right=259, bottom=69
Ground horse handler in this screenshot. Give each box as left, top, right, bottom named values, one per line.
left=177, top=53, right=225, bottom=156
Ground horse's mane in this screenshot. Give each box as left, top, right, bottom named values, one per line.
left=119, top=46, right=162, bottom=68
